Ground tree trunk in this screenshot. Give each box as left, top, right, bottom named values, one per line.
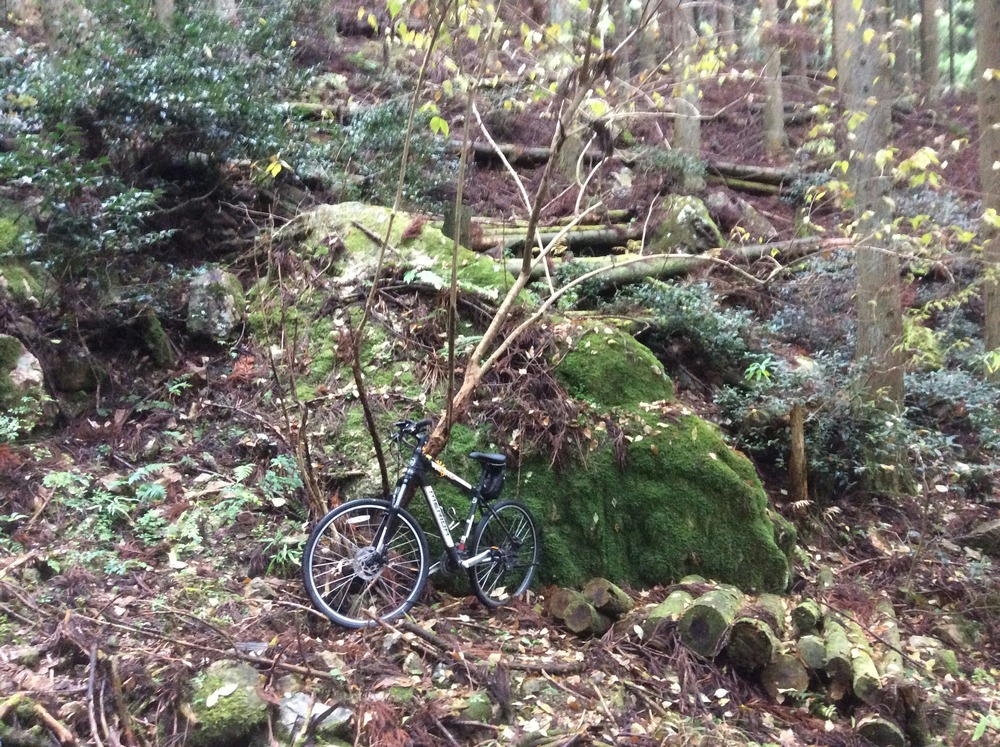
left=212, top=0, right=238, bottom=21
left=832, top=0, right=852, bottom=95
left=920, top=0, right=940, bottom=89
left=977, top=0, right=1000, bottom=376
left=761, top=0, right=787, bottom=156
left=845, top=0, right=905, bottom=405
left=718, top=0, right=736, bottom=52
left=892, top=0, right=915, bottom=93
left=668, top=0, right=702, bottom=173
left=788, top=402, right=808, bottom=505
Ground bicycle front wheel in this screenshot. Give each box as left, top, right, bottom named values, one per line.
left=468, top=500, right=539, bottom=608
left=303, top=499, right=429, bottom=629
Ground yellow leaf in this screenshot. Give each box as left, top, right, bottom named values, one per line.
left=862, top=27, right=876, bottom=45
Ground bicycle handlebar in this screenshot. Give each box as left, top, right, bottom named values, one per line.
left=391, top=418, right=434, bottom=440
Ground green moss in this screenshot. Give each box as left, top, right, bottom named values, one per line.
left=650, top=195, right=724, bottom=254
left=303, top=202, right=515, bottom=300
left=188, top=660, right=267, bottom=747
left=513, top=410, right=790, bottom=593
left=140, top=309, right=177, bottom=369
left=0, top=335, right=22, bottom=405
left=554, top=324, right=673, bottom=407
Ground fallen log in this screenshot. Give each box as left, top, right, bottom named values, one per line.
left=563, top=598, right=613, bottom=637
left=796, top=634, right=827, bottom=671
left=846, top=621, right=883, bottom=705
left=726, top=595, right=787, bottom=672
left=791, top=599, right=823, bottom=636
left=485, top=225, right=641, bottom=254
left=643, top=589, right=695, bottom=637
left=678, top=585, right=744, bottom=658
left=760, top=653, right=810, bottom=702
left=727, top=617, right=780, bottom=672
left=507, top=236, right=853, bottom=283
left=582, top=578, right=635, bottom=619
left=875, top=597, right=904, bottom=681
left=823, top=619, right=853, bottom=699
left=856, top=715, right=907, bottom=747
left=708, top=159, right=801, bottom=186
left=707, top=175, right=783, bottom=195
left=546, top=588, right=588, bottom=620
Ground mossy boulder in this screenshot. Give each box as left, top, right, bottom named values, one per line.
left=650, top=195, right=724, bottom=254
left=187, top=267, right=246, bottom=341
left=515, top=408, right=791, bottom=593
left=553, top=322, right=673, bottom=407
left=299, top=202, right=514, bottom=300
left=186, top=660, right=267, bottom=747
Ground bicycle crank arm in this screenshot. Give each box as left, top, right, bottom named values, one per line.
left=460, top=549, right=495, bottom=569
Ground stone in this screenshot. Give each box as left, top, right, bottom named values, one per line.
left=278, top=691, right=353, bottom=740
left=961, top=518, right=1000, bottom=557
left=650, top=195, right=724, bottom=255
left=0, top=334, right=52, bottom=434
left=186, top=659, right=268, bottom=747
left=187, top=267, right=246, bottom=341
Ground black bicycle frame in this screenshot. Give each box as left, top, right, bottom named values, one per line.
left=376, top=437, right=498, bottom=573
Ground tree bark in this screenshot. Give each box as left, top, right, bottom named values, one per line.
left=920, top=0, right=940, bottom=89
left=892, top=0, right=915, bottom=93
left=155, top=0, right=175, bottom=27
left=845, top=0, right=905, bottom=405
left=718, top=0, right=737, bottom=51
left=644, top=588, right=694, bottom=636
left=977, top=0, right=1000, bottom=376
left=832, top=0, right=855, bottom=95
left=668, top=0, right=702, bottom=170
left=582, top=578, right=635, bottom=618
left=760, top=653, right=810, bottom=701
left=761, top=0, right=787, bottom=156
left=788, top=402, right=808, bottom=506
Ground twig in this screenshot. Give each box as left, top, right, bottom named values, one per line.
left=432, top=715, right=463, bottom=747
left=400, top=619, right=459, bottom=652
left=109, top=655, right=139, bottom=747
left=87, top=645, right=107, bottom=747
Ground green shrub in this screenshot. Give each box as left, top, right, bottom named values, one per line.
left=605, top=280, right=755, bottom=384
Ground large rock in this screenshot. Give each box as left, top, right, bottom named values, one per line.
left=187, top=267, right=246, bottom=341
left=186, top=660, right=267, bottom=747
left=296, top=202, right=513, bottom=300
left=0, top=334, right=51, bottom=435
left=961, top=518, right=1000, bottom=557
left=650, top=195, right=725, bottom=255
left=431, top=323, right=793, bottom=593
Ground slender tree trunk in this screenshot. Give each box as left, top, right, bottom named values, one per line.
left=718, top=0, right=736, bottom=53
left=762, top=0, right=787, bottom=156
left=668, top=0, right=702, bottom=182
left=892, top=0, right=915, bottom=93
left=845, top=0, right=904, bottom=404
left=920, top=0, right=940, bottom=88
left=832, top=0, right=855, bottom=95
left=212, top=0, right=237, bottom=21
left=978, top=0, right=1000, bottom=372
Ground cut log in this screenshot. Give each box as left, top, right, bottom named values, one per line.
left=707, top=175, right=783, bottom=195
left=708, top=159, right=801, bottom=185
left=678, top=586, right=745, bottom=658
left=846, top=621, right=883, bottom=705
left=760, top=653, right=810, bottom=702
left=726, top=594, right=786, bottom=671
left=823, top=619, right=853, bottom=698
left=796, top=634, right=827, bottom=671
left=643, top=589, right=694, bottom=637
left=546, top=588, right=588, bottom=620
left=562, top=598, right=612, bottom=637
left=875, top=597, right=904, bottom=680
left=791, top=600, right=823, bottom=635
left=856, top=715, right=906, bottom=747
left=727, top=617, right=780, bottom=672
left=582, top=578, right=635, bottom=619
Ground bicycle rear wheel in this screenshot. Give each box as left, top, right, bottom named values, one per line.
left=303, top=499, right=429, bottom=628
left=468, top=499, right=539, bottom=608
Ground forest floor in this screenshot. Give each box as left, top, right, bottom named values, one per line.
left=2, top=11, right=1000, bottom=747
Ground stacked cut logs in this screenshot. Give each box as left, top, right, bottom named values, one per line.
left=548, top=579, right=935, bottom=747
left=546, top=578, right=636, bottom=637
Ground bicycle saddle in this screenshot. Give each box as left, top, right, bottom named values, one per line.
left=469, top=451, right=506, bottom=466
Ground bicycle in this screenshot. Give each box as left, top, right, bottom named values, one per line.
left=302, top=418, right=540, bottom=629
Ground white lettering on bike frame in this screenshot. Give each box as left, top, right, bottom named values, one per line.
left=422, top=486, right=455, bottom=548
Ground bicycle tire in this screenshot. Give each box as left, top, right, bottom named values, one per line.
left=468, top=499, right=539, bottom=608
left=303, top=498, right=429, bottom=628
